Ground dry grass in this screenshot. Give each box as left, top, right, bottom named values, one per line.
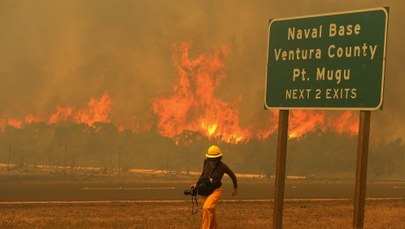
left=0, top=199, right=404, bottom=229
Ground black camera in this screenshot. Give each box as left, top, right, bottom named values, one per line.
left=183, top=186, right=197, bottom=196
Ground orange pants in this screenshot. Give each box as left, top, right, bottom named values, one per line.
left=200, top=187, right=223, bottom=229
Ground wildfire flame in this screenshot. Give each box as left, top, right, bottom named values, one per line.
left=288, top=110, right=358, bottom=139
left=0, top=42, right=359, bottom=144
left=288, top=110, right=324, bottom=139
left=152, top=42, right=250, bottom=144
left=323, top=111, right=358, bottom=135
left=73, top=92, right=112, bottom=127
left=0, top=91, right=112, bottom=129
left=6, top=119, right=22, bottom=129
left=48, top=107, right=74, bottom=124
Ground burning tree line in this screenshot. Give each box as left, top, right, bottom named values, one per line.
left=0, top=42, right=360, bottom=144
left=0, top=121, right=403, bottom=179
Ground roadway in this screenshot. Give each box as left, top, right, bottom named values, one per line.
left=1, top=181, right=404, bottom=202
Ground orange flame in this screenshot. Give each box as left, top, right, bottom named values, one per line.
left=288, top=111, right=324, bottom=139
left=249, top=110, right=358, bottom=140
left=0, top=92, right=113, bottom=130
left=324, top=111, right=358, bottom=135
left=25, top=114, right=42, bottom=124
left=7, top=119, right=22, bottom=129
left=73, top=91, right=112, bottom=127
left=152, top=42, right=249, bottom=144
left=48, top=107, right=73, bottom=124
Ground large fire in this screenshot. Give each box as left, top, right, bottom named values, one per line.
left=0, top=42, right=359, bottom=143
left=152, top=42, right=250, bottom=144
left=152, top=42, right=358, bottom=143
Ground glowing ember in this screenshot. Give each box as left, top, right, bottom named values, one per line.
left=7, top=118, right=22, bottom=129
left=118, top=125, right=125, bottom=133
left=25, top=115, right=42, bottom=124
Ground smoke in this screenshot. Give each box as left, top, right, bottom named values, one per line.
left=0, top=0, right=404, bottom=141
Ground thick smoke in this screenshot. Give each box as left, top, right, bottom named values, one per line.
left=0, top=0, right=404, bottom=141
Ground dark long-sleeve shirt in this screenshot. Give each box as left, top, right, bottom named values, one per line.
left=199, top=158, right=238, bottom=189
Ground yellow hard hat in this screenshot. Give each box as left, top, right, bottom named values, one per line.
left=206, top=145, right=223, bottom=158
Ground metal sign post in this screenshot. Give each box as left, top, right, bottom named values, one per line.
left=353, top=111, right=371, bottom=229
left=273, top=110, right=289, bottom=229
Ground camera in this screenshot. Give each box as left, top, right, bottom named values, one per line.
left=183, top=186, right=197, bottom=196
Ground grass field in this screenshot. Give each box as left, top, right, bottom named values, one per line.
left=0, top=199, right=404, bottom=229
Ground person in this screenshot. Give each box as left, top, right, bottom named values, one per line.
left=194, top=144, right=238, bottom=229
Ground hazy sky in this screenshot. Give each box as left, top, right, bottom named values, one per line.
left=0, top=0, right=404, bottom=141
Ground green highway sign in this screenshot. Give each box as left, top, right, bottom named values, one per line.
left=265, top=7, right=389, bottom=110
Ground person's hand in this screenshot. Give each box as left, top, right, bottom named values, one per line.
left=232, top=187, right=238, bottom=196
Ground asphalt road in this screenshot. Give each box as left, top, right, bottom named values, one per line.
left=0, top=181, right=404, bottom=202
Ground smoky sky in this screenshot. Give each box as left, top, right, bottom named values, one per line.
left=0, top=0, right=404, bottom=141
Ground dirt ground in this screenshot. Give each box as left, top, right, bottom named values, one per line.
left=0, top=198, right=404, bottom=229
